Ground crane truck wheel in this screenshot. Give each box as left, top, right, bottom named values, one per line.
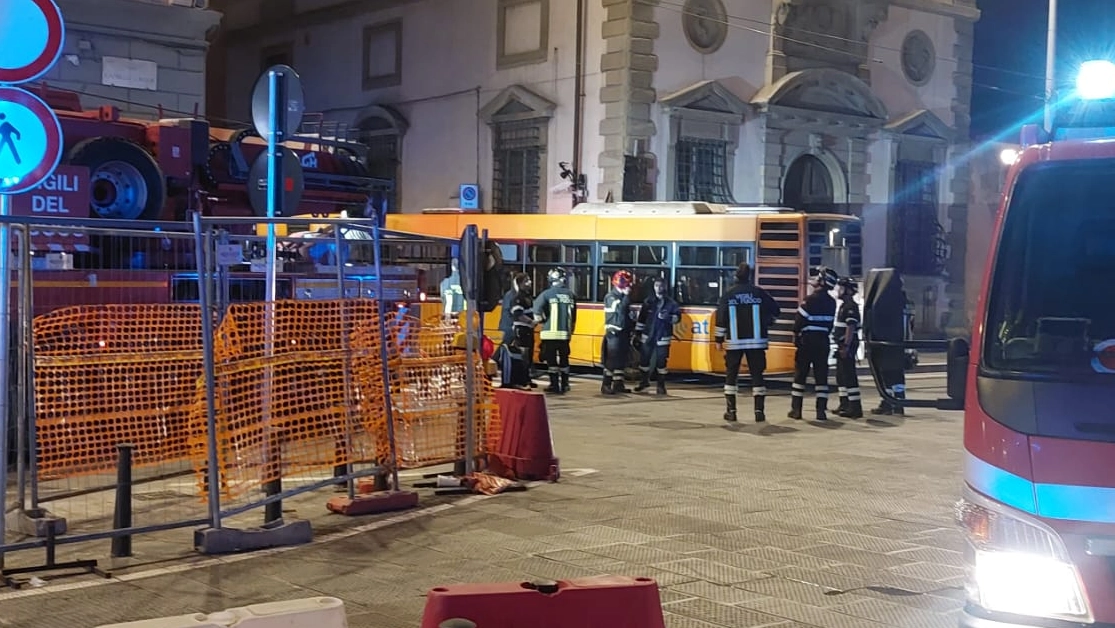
left=67, top=137, right=167, bottom=221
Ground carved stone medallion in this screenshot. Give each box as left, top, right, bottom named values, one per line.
left=683, top=0, right=728, bottom=54
left=901, top=29, right=936, bottom=86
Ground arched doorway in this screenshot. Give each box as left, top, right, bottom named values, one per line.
left=355, top=105, right=408, bottom=211
left=783, top=154, right=835, bottom=213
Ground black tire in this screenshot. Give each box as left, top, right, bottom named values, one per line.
left=67, top=137, right=166, bottom=220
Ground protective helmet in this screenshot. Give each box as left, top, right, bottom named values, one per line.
left=837, top=277, right=858, bottom=295
left=547, top=267, right=567, bottom=286
left=811, top=266, right=839, bottom=290
left=611, top=270, right=634, bottom=291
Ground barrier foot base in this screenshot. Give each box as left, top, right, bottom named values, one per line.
left=5, top=508, right=68, bottom=537
left=326, top=490, right=419, bottom=516
left=193, top=518, right=313, bottom=555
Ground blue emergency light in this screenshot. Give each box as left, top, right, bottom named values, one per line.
left=1021, top=60, right=1115, bottom=145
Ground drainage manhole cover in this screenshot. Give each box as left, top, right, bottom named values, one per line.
left=629, top=420, right=706, bottom=430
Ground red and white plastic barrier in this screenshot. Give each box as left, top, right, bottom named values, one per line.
left=94, top=597, right=347, bottom=628
left=420, top=576, right=665, bottom=628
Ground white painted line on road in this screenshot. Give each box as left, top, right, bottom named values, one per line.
left=0, top=468, right=600, bottom=601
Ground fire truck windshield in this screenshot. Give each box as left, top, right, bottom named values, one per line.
left=984, top=158, right=1115, bottom=378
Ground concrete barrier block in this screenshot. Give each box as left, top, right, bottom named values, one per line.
left=94, top=596, right=347, bottom=628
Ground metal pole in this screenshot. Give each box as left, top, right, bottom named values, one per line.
left=334, top=226, right=356, bottom=501
left=372, top=225, right=401, bottom=492
left=263, top=69, right=287, bottom=524
left=0, top=193, right=11, bottom=565
left=193, top=213, right=223, bottom=529
left=462, top=229, right=477, bottom=476
left=1044, top=0, right=1058, bottom=133
left=21, top=225, right=37, bottom=511
left=14, top=228, right=25, bottom=513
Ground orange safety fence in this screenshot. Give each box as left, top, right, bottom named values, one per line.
left=190, top=299, right=386, bottom=501
left=191, top=302, right=501, bottom=502
left=382, top=315, right=501, bottom=469
left=29, top=300, right=501, bottom=500
left=32, top=304, right=205, bottom=478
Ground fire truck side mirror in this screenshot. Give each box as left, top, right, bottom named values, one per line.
left=939, top=337, right=970, bottom=410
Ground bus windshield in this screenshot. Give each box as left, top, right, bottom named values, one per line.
left=984, top=159, right=1115, bottom=377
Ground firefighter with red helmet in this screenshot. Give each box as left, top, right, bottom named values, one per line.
left=601, top=269, right=636, bottom=394
left=790, top=266, right=839, bottom=421
left=833, top=277, right=863, bottom=418
left=533, top=267, right=578, bottom=394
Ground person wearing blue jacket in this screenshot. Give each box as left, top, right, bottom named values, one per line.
left=634, top=277, right=681, bottom=395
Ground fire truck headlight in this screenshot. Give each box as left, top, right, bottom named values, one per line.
left=1077, top=59, right=1115, bottom=101
left=957, top=487, right=1091, bottom=622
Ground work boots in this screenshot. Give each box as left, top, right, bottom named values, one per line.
left=635, top=371, right=651, bottom=392
left=835, top=395, right=849, bottom=416
left=601, top=374, right=613, bottom=395
left=612, top=375, right=631, bottom=393
left=788, top=396, right=803, bottom=420
left=754, top=395, right=766, bottom=422
left=840, top=400, right=863, bottom=419
left=545, top=373, right=561, bottom=394
left=723, top=394, right=737, bottom=422
left=656, top=378, right=667, bottom=396
left=815, top=397, right=828, bottom=421
left=560, top=371, right=570, bottom=393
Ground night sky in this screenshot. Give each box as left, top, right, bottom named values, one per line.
left=971, top=0, right=1115, bottom=140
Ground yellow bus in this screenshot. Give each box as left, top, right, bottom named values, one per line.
left=387, top=202, right=862, bottom=376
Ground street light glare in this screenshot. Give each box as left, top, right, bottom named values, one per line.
left=999, top=148, right=1020, bottom=166
left=1076, top=60, right=1115, bottom=100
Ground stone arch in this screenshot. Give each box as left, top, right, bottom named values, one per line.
left=781, top=149, right=848, bottom=212
left=752, top=68, right=887, bottom=120
left=353, top=104, right=408, bottom=209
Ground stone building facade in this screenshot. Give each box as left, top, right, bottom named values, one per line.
left=36, top=0, right=220, bottom=120
left=210, top=0, right=980, bottom=336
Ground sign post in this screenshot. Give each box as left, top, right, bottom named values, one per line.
left=250, top=65, right=304, bottom=524
left=0, top=0, right=65, bottom=564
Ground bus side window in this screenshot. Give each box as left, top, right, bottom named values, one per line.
left=676, top=245, right=750, bottom=306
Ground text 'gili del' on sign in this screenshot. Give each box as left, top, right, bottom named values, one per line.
left=10, top=165, right=91, bottom=218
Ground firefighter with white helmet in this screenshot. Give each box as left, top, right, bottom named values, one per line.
left=532, top=267, right=578, bottom=393
left=790, top=266, right=839, bottom=421
left=601, top=269, right=636, bottom=394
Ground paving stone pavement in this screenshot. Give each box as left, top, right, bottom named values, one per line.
left=0, top=373, right=968, bottom=628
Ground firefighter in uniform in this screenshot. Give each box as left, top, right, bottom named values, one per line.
left=714, top=263, right=781, bottom=423
left=439, top=258, right=465, bottom=318
left=601, top=270, right=636, bottom=395
left=533, top=268, right=577, bottom=394
left=634, top=277, right=681, bottom=395
left=499, top=272, right=537, bottom=388
left=790, top=267, right=839, bottom=421
left=833, top=277, right=863, bottom=418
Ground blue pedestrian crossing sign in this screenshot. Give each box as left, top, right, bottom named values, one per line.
left=460, top=183, right=479, bottom=210
left=0, top=86, right=63, bottom=195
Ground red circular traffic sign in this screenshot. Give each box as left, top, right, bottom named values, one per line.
left=0, top=86, right=63, bottom=194
left=0, top=0, right=65, bottom=85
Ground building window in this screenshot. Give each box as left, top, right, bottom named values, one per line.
left=496, top=0, right=549, bottom=68
left=260, top=43, right=293, bottom=73
left=660, top=80, right=746, bottom=204
left=356, top=105, right=408, bottom=212
left=363, top=20, right=402, bottom=90
left=480, top=85, right=556, bottom=214
left=674, top=139, right=736, bottom=203
left=890, top=160, right=944, bottom=275
left=492, top=119, right=544, bottom=214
